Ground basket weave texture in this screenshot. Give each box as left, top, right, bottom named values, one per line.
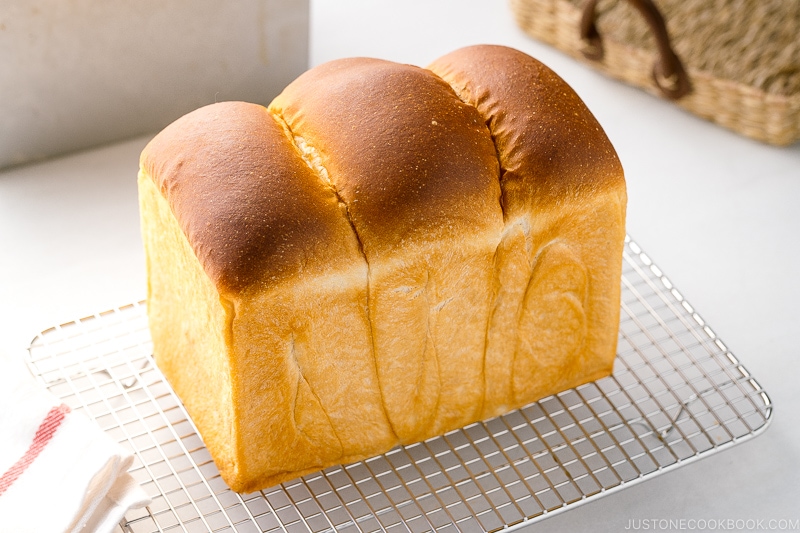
left=510, top=0, right=800, bottom=145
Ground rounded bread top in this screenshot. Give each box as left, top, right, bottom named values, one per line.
left=269, top=56, right=502, bottom=256
left=140, top=101, right=359, bottom=293
left=428, top=45, right=625, bottom=219
left=140, top=46, right=623, bottom=292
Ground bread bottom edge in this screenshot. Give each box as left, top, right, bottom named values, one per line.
left=219, top=361, right=615, bottom=493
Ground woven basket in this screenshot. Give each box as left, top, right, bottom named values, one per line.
left=510, top=0, right=800, bottom=146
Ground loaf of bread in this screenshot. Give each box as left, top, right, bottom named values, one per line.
left=138, top=45, right=626, bottom=493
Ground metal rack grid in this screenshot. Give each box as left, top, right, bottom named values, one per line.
left=25, top=237, right=772, bottom=533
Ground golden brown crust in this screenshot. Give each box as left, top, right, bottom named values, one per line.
left=269, top=57, right=501, bottom=254
left=140, top=101, right=356, bottom=293
left=427, top=44, right=624, bottom=218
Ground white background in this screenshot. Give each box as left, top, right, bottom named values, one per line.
left=1, top=1, right=799, bottom=531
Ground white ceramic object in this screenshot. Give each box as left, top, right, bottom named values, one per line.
left=0, top=0, right=309, bottom=169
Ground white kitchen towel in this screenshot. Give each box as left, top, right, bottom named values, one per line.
left=0, top=349, right=151, bottom=532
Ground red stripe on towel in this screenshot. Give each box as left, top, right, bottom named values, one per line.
left=0, top=403, right=71, bottom=496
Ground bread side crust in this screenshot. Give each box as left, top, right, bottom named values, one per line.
left=138, top=172, right=239, bottom=485
left=228, top=261, right=401, bottom=492
left=481, top=193, right=626, bottom=418
left=143, top=162, right=400, bottom=491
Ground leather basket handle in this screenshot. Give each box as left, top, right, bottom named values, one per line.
left=579, top=0, right=691, bottom=100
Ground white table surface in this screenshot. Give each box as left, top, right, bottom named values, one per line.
left=2, top=1, right=798, bottom=531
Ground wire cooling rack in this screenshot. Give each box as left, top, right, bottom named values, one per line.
left=25, top=237, right=772, bottom=533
